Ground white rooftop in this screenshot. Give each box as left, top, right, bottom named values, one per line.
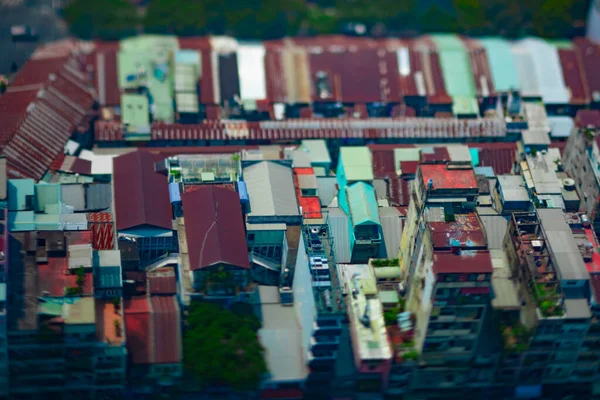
left=338, top=264, right=392, bottom=362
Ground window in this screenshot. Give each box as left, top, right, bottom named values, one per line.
left=247, top=233, right=255, bottom=242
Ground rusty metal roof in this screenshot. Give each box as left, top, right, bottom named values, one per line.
left=429, top=213, right=486, bottom=249
left=96, top=117, right=505, bottom=142
left=432, top=250, right=494, bottom=274
left=182, top=185, right=249, bottom=271
left=113, top=151, right=172, bottom=231
left=558, top=47, right=589, bottom=105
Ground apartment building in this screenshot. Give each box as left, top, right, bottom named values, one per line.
left=292, top=216, right=349, bottom=397
left=336, top=147, right=383, bottom=263
left=338, top=264, right=392, bottom=392
left=8, top=233, right=126, bottom=400
left=501, top=209, right=594, bottom=396
left=563, top=112, right=600, bottom=239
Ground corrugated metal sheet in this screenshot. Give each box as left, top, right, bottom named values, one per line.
left=147, top=269, right=177, bottom=294
left=326, top=207, right=351, bottom=263
left=178, top=37, right=216, bottom=104
left=61, top=184, right=86, bottom=211
left=150, top=296, right=182, bottom=364
left=574, top=38, right=600, bottom=103
left=237, top=43, right=267, bottom=101
left=340, top=147, right=374, bottom=181
left=113, top=151, right=172, bottom=231
left=317, top=177, right=337, bottom=206
left=480, top=38, right=520, bottom=93
left=96, top=116, right=506, bottom=142
left=519, top=39, right=569, bottom=104
left=413, top=38, right=452, bottom=104
left=549, top=116, right=575, bottom=138
left=182, top=185, right=249, bottom=271
left=512, top=41, right=541, bottom=98
left=347, top=182, right=380, bottom=226
left=218, top=52, right=241, bottom=102
left=430, top=34, right=477, bottom=98
left=243, top=161, right=299, bottom=218
left=557, top=47, right=589, bottom=105
left=461, top=37, right=495, bottom=97
left=379, top=207, right=402, bottom=259
left=86, top=183, right=112, bottom=211
left=479, top=215, right=508, bottom=250
left=0, top=62, right=95, bottom=180
left=470, top=143, right=516, bottom=175
left=124, top=297, right=152, bottom=364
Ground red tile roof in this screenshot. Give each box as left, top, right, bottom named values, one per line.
left=113, top=151, right=172, bottom=231
left=429, top=213, right=486, bottom=249
left=124, top=297, right=152, bottom=364
left=419, top=163, right=478, bottom=190
left=149, top=296, right=181, bottom=364
left=182, top=185, right=249, bottom=271
left=147, top=269, right=177, bottom=295
left=558, top=48, right=589, bottom=105
left=432, top=250, right=494, bottom=275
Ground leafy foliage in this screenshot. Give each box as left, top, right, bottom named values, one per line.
left=65, top=0, right=585, bottom=40
left=371, top=258, right=399, bottom=267
left=183, top=302, right=266, bottom=390
left=63, top=0, right=138, bottom=40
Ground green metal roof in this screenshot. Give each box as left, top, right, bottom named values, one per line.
left=35, top=183, right=61, bottom=213
left=430, top=34, right=476, bottom=98
left=470, top=148, right=480, bottom=166
left=339, top=147, right=373, bottom=182
left=7, top=179, right=34, bottom=211
left=302, top=140, right=331, bottom=165
left=480, top=37, right=521, bottom=92
left=118, top=35, right=179, bottom=123
left=121, top=94, right=150, bottom=127
left=347, top=182, right=380, bottom=227
left=8, top=211, right=35, bottom=232
left=452, top=95, right=480, bottom=116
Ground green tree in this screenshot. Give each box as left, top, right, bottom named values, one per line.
left=454, top=0, right=487, bottom=35
left=64, top=0, right=138, bottom=40
left=183, top=302, right=266, bottom=390
left=420, top=3, right=457, bottom=33
left=144, top=0, right=207, bottom=36
left=531, top=0, right=575, bottom=38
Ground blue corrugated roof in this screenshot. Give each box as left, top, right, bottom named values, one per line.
left=347, top=182, right=380, bottom=227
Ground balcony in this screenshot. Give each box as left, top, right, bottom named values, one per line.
left=353, top=225, right=382, bottom=245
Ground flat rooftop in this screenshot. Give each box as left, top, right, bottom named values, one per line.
left=338, top=264, right=392, bottom=362
left=420, top=163, right=478, bottom=191
left=428, top=213, right=486, bottom=249
left=96, top=298, right=125, bottom=346
left=258, top=286, right=308, bottom=382
left=538, top=208, right=590, bottom=281
left=432, top=250, right=494, bottom=275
